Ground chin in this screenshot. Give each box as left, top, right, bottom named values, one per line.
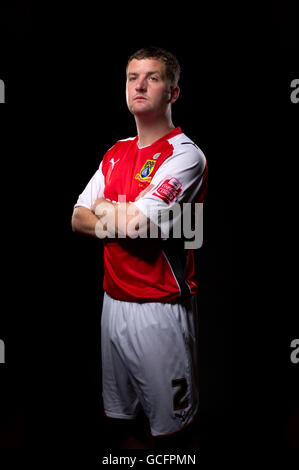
left=131, top=106, right=153, bottom=116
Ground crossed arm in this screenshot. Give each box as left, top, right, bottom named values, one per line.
left=71, top=186, right=153, bottom=239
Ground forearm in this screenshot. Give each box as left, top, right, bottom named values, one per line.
left=72, top=196, right=152, bottom=240
left=92, top=199, right=128, bottom=238
left=72, top=201, right=121, bottom=239
left=71, top=206, right=101, bottom=238
left=92, top=198, right=149, bottom=239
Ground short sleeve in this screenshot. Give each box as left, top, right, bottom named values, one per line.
left=74, top=161, right=105, bottom=210
left=133, top=145, right=207, bottom=236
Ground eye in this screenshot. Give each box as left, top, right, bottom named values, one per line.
left=150, top=76, right=159, bottom=81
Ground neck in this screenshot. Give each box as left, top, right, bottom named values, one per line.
left=135, top=112, right=175, bottom=148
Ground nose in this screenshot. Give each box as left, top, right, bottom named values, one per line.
left=135, top=76, right=147, bottom=92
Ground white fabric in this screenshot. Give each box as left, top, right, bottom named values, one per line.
left=73, top=134, right=206, bottom=236
left=133, top=133, right=206, bottom=236
left=101, top=292, right=199, bottom=436
left=74, top=161, right=105, bottom=210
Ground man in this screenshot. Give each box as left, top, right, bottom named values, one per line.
left=72, top=47, right=208, bottom=448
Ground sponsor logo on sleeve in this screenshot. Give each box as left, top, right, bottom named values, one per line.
left=152, top=177, right=182, bottom=204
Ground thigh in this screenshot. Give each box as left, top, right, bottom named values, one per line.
left=116, top=299, right=199, bottom=436
left=101, top=293, right=139, bottom=419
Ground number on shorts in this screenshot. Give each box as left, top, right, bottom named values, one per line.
left=172, top=378, right=188, bottom=411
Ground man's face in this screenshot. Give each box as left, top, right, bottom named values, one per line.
left=126, top=58, right=178, bottom=117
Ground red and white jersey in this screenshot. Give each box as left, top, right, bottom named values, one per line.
left=74, top=127, right=208, bottom=302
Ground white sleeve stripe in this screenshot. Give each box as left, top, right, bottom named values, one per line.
left=73, top=203, right=91, bottom=210
left=74, top=161, right=105, bottom=210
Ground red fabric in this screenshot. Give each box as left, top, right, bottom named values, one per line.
left=101, top=127, right=206, bottom=302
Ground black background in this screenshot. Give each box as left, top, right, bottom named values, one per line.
left=0, top=0, right=298, bottom=461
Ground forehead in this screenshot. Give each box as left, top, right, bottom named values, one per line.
left=127, top=58, right=166, bottom=75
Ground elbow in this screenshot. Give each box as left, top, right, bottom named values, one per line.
left=71, top=211, right=80, bottom=233
left=71, top=215, right=77, bottom=232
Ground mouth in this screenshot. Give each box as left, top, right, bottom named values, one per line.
left=134, top=96, right=147, bottom=101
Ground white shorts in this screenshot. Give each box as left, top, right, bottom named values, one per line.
left=101, top=292, right=199, bottom=437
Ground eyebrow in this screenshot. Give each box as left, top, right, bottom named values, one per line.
left=127, top=71, right=162, bottom=77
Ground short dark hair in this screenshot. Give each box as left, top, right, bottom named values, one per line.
left=127, top=47, right=181, bottom=86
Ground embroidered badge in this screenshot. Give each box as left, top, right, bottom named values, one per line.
left=135, top=160, right=156, bottom=182
left=152, top=177, right=183, bottom=204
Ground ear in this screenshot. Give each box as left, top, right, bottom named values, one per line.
left=169, top=85, right=180, bottom=104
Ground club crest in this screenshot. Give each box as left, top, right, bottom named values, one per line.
left=135, top=160, right=156, bottom=182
